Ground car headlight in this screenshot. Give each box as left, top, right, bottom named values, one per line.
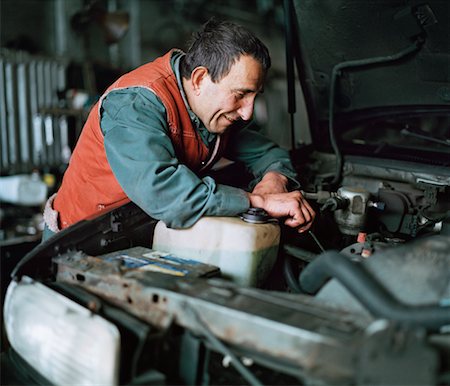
left=4, top=276, right=120, bottom=385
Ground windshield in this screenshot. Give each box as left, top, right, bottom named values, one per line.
left=341, top=113, right=450, bottom=152
left=323, top=110, right=450, bottom=166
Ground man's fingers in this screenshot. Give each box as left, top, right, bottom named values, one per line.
left=299, top=198, right=315, bottom=223
left=297, top=221, right=313, bottom=233
left=284, top=217, right=302, bottom=227
left=283, top=195, right=315, bottom=232
left=284, top=216, right=313, bottom=232
left=256, top=190, right=316, bottom=233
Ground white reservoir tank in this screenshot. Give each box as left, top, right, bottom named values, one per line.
left=152, top=216, right=280, bottom=287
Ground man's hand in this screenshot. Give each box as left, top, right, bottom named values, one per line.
left=248, top=190, right=315, bottom=233
left=252, top=171, right=289, bottom=195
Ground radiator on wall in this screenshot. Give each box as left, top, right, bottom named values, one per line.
left=0, top=49, right=71, bottom=175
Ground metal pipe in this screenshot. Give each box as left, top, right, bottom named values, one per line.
left=17, top=62, right=30, bottom=168
left=0, top=58, right=9, bottom=171
left=5, top=61, right=18, bottom=168
left=0, top=51, right=68, bottom=173
left=29, top=60, right=41, bottom=166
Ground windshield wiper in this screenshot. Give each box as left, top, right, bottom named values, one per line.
left=401, top=128, right=450, bottom=147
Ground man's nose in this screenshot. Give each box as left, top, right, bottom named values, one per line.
left=237, top=97, right=254, bottom=121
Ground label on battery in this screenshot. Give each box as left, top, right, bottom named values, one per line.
left=143, top=251, right=202, bottom=266
left=105, top=253, right=188, bottom=276
left=100, top=247, right=220, bottom=278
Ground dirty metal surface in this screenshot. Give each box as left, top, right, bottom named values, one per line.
left=52, top=249, right=372, bottom=383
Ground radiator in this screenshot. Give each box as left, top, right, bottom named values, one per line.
left=0, top=49, right=71, bottom=175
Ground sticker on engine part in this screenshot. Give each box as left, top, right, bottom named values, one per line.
left=143, top=251, right=202, bottom=266
left=105, top=253, right=189, bottom=276
left=99, top=247, right=220, bottom=277
left=105, top=254, right=152, bottom=268
left=139, top=264, right=186, bottom=276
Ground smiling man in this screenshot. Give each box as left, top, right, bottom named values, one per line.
left=43, top=19, right=315, bottom=240
left=184, top=54, right=264, bottom=133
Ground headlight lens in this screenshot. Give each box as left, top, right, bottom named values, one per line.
left=4, top=276, right=120, bottom=385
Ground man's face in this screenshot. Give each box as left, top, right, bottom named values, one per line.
left=193, top=55, right=265, bottom=134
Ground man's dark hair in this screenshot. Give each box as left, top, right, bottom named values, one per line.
left=180, top=18, right=271, bottom=82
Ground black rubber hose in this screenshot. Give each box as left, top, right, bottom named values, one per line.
left=283, top=257, right=303, bottom=293
left=327, top=40, right=422, bottom=187
left=299, top=251, right=450, bottom=331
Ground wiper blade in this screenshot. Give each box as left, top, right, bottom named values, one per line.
left=401, top=128, right=450, bottom=147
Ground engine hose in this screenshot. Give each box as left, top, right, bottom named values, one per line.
left=299, top=251, right=450, bottom=331
left=283, top=257, right=303, bottom=293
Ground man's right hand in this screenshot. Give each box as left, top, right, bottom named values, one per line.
left=248, top=190, right=315, bottom=233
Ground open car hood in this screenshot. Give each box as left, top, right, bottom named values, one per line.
left=289, top=0, right=450, bottom=161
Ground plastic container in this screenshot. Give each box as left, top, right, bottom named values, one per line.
left=0, top=173, right=48, bottom=206
left=152, top=216, right=281, bottom=287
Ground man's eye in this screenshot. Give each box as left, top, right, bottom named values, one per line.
left=235, top=92, right=245, bottom=99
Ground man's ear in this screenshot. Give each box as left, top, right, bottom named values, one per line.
left=190, top=66, right=209, bottom=95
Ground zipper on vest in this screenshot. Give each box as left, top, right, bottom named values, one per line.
left=199, top=136, right=221, bottom=172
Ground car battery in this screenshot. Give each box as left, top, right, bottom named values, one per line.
left=98, top=246, right=221, bottom=278
left=54, top=246, right=221, bottom=281
left=52, top=247, right=222, bottom=331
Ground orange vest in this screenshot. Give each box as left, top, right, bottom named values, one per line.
left=54, top=50, right=229, bottom=229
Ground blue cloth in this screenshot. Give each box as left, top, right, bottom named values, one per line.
left=41, top=223, right=56, bottom=242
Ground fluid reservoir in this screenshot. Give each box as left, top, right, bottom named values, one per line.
left=152, top=215, right=280, bottom=287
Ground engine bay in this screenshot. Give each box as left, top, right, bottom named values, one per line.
left=6, top=150, right=449, bottom=385
left=293, top=152, right=450, bottom=254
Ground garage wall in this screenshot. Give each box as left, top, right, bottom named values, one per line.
left=0, top=0, right=310, bottom=177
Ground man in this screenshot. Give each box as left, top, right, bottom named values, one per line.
left=43, top=19, right=315, bottom=240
